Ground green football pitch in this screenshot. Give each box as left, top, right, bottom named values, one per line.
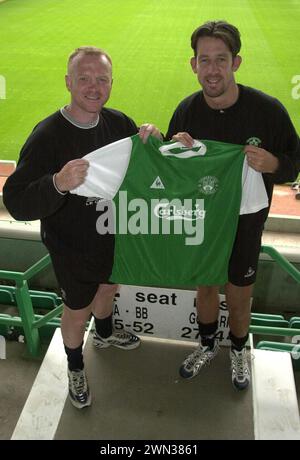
left=0, top=0, right=299, bottom=161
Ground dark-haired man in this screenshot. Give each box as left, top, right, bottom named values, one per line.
left=166, top=21, right=300, bottom=390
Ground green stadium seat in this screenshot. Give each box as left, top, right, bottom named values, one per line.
left=251, top=313, right=285, bottom=320
left=0, top=285, right=62, bottom=308
left=289, top=317, right=300, bottom=329
left=0, top=288, right=15, bottom=305
left=251, top=317, right=289, bottom=328
left=30, top=294, right=59, bottom=309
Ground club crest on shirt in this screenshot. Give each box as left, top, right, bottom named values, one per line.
left=246, top=137, right=261, bottom=146
left=198, top=176, right=219, bottom=195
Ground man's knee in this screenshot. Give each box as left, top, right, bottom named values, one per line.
left=197, top=285, right=219, bottom=295
left=62, top=304, right=91, bottom=328
left=97, top=283, right=118, bottom=297
left=225, top=282, right=253, bottom=302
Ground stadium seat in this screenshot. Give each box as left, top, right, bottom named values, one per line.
left=251, top=317, right=289, bottom=328
left=0, top=288, right=15, bottom=305
left=289, top=317, right=300, bottom=329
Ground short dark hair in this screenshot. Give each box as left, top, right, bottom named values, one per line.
left=191, top=21, right=241, bottom=57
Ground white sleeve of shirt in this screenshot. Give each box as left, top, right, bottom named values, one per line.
left=240, top=158, right=269, bottom=214
left=71, top=137, right=269, bottom=215
left=70, top=137, right=132, bottom=200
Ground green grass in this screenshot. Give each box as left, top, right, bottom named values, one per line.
left=0, top=0, right=300, bottom=161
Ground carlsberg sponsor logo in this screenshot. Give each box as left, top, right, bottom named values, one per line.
left=96, top=192, right=205, bottom=245
left=154, top=202, right=205, bottom=221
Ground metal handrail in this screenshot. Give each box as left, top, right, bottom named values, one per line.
left=0, top=254, right=51, bottom=284
left=250, top=245, right=300, bottom=350
left=0, top=254, right=56, bottom=355
left=260, top=245, right=300, bottom=283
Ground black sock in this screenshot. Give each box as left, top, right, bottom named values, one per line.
left=198, top=320, right=218, bottom=350
left=94, top=313, right=113, bottom=338
left=229, top=331, right=249, bottom=351
left=64, top=342, right=84, bottom=371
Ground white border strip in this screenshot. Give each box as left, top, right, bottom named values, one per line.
left=11, top=322, right=93, bottom=440
left=252, top=347, right=300, bottom=440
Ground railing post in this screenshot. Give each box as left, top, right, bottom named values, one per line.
left=14, top=280, right=40, bottom=356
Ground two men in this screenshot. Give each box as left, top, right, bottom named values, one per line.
left=4, top=20, right=300, bottom=410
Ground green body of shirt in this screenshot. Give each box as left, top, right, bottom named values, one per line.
left=110, top=135, right=245, bottom=287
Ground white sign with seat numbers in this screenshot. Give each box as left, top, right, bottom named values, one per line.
left=113, top=285, right=230, bottom=345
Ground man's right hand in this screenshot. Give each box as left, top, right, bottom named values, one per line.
left=54, top=159, right=89, bottom=192
left=171, top=132, right=194, bottom=148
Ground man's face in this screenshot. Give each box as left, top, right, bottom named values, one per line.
left=65, top=53, right=112, bottom=115
left=191, top=37, right=241, bottom=99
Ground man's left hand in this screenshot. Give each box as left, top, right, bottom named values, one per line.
left=244, top=145, right=279, bottom=173
left=139, top=124, right=163, bottom=143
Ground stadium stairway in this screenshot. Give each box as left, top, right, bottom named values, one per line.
left=9, top=326, right=300, bottom=440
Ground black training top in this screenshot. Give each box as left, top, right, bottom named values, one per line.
left=3, top=108, right=138, bottom=255
left=166, top=84, right=300, bottom=203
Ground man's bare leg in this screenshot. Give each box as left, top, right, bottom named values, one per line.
left=225, top=282, right=253, bottom=338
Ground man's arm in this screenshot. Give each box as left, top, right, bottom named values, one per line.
left=271, top=131, right=300, bottom=184
left=244, top=110, right=300, bottom=182
left=3, top=133, right=74, bottom=221
left=243, top=145, right=279, bottom=174
left=268, top=105, right=300, bottom=183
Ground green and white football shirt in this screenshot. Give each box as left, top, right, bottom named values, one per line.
left=71, top=135, right=268, bottom=286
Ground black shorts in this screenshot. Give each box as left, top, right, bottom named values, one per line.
left=228, top=208, right=268, bottom=286
left=49, top=238, right=115, bottom=310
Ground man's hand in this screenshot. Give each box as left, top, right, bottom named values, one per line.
left=139, top=124, right=163, bottom=143
left=244, top=145, right=279, bottom=173
left=54, top=159, right=89, bottom=192
left=171, top=132, right=194, bottom=147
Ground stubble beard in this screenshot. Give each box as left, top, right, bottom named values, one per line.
left=202, top=79, right=226, bottom=99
